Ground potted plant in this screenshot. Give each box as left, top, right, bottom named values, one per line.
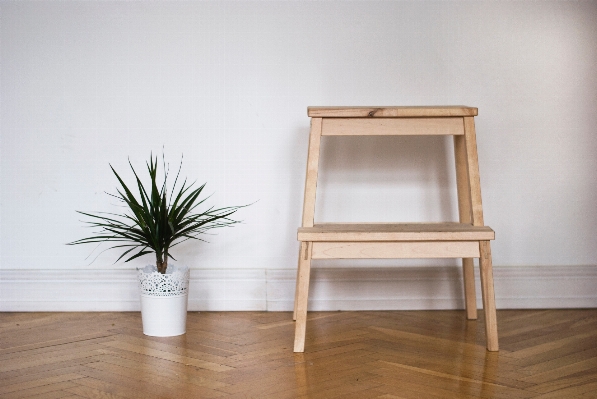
left=69, top=153, right=246, bottom=336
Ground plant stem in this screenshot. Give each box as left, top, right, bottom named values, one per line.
left=156, top=259, right=168, bottom=274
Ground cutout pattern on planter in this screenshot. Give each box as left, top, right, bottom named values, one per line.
left=138, top=266, right=189, bottom=297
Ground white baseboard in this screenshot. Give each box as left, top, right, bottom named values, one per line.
left=266, top=265, right=597, bottom=311
left=1, top=266, right=595, bottom=311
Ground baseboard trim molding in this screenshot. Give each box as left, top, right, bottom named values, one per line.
left=1, top=265, right=595, bottom=311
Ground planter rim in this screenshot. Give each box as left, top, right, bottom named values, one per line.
left=137, top=264, right=189, bottom=297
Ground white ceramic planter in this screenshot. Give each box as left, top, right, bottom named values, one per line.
left=137, top=265, right=190, bottom=337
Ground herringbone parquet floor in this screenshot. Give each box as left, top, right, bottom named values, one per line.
left=1, top=310, right=596, bottom=398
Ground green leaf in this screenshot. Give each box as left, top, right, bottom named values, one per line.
left=69, top=152, right=251, bottom=272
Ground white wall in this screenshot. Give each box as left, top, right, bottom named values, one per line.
left=1, top=1, right=596, bottom=310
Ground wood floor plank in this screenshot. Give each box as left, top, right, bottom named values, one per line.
left=296, top=379, right=382, bottom=399
left=64, top=384, right=130, bottom=399
left=501, top=315, right=597, bottom=351
left=0, top=333, right=115, bottom=356
left=103, top=333, right=236, bottom=365
left=98, top=340, right=234, bottom=372
left=87, top=346, right=228, bottom=384
left=1, top=310, right=595, bottom=398
left=529, top=370, right=597, bottom=395
left=498, top=310, right=575, bottom=340
left=368, top=325, right=501, bottom=358
left=376, top=347, right=521, bottom=381
left=531, top=380, right=597, bottom=398
left=371, top=373, right=484, bottom=399
left=336, top=388, right=398, bottom=398
left=0, top=313, right=133, bottom=350
left=371, top=367, right=530, bottom=399
left=82, top=361, right=226, bottom=398
left=0, top=381, right=81, bottom=399
left=256, top=312, right=341, bottom=330
left=0, top=373, right=86, bottom=395
left=74, top=370, right=225, bottom=399
left=0, top=338, right=116, bottom=362
left=505, top=330, right=597, bottom=360
left=0, top=348, right=107, bottom=373
left=89, top=353, right=230, bottom=390
left=66, top=375, right=161, bottom=399
left=0, top=358, right=100, bottom=382
left=0, top=365, right=89, bottom=384
left=374, top=361, right=534, bottom=398
left=21, top=390, right=81, bottom=399
left=108, top=325, right=243, bottom=356
left=521, top=355, right=597, bottom=385
left=518, top=346, right=597, bottom=376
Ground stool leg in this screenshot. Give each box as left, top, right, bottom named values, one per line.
left=293, top=244, right=303, bottom=321
left=294, top=242, right=312, bottom=352
left=454, top=135, right=477, bottom=321
left=479, top=241, right=498, bottom=351
left=462, top=258, right=478, bottom=320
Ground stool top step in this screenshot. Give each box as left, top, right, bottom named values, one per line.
left=298, top=222, right=494, bottom=242
left=308, top=106, right=478, bottom=118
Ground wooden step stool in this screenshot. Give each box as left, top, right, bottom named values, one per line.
left=293, top=106, right=498, bottom=352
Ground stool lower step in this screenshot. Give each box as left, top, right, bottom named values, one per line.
left=298, top=222, right=495, bottom=242
left=310, top=240, right=481, bottom=259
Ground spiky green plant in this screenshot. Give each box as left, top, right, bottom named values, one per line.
left=69, top=154, right=246, bottom=274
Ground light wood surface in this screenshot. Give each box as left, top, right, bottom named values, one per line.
left=295, top=117, right=322, bottom=351
left=459, top=115, right=499, bottom=346
left=454, top=134, right=478, bottom=320
left=295, top=106, right=498, bottom=353
left=298, top=223, right=494, bottom=242
left=311, top=241, right=481, bottom=259
left=308, top=106, right=478, bottom=118
left=462, top=258, right=478, bottom=319
left=301, top=118, right=322, bottom=228
left=1, top=310, right=596, bottom=398
left=321, top=117, right=464, bottom=136
left=293, top=245, right=302, bottom=321
left=454, top=135, right=473, bottom=224
left=293, top=242, right=312, bottom=352
left=463, top=116, right=485, bottom=226
left=479, top=241, right=499, bottom=351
